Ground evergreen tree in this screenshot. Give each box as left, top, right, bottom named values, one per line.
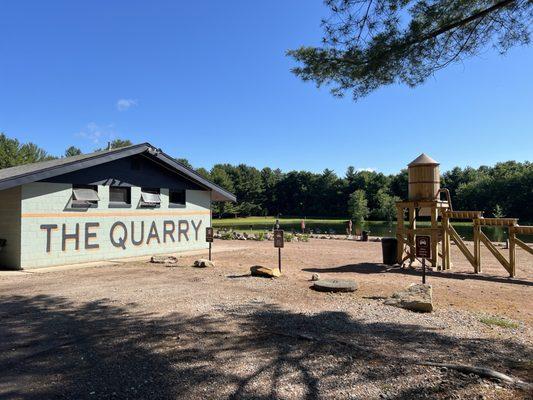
left=65, top=146, right=82, bottom=157
left=175, top=158, right=193, bottom=168
left=0, top=133, right=55, bottom=168
left=288, top=0, right=531, bottom=100
left=94, top=139, right=133, bottom=152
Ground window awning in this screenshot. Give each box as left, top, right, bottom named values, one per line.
left=141, top=191, right=161, bottom=204
left=73, top=188, right=100, bottom=202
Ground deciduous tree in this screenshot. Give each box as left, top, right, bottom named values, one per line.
left=348, top=189, right=369, bottom=226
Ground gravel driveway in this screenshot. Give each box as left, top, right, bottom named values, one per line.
left=0, top=239, right=531, bottom=399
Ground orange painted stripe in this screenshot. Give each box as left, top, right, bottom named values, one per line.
left=21, top=210, right=211, bottom=218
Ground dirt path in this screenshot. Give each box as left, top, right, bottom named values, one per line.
left=206, top=239, right=533, bottom=324
left=0, top=239, right=531, bottom=399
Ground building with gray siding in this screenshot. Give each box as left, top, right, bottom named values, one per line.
left=0, top=143, right=235, bottom=269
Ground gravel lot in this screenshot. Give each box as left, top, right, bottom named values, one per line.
left=0, top=239, right=531, bottom=399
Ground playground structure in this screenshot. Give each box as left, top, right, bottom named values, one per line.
left=396, top=154, right=533, bottom=277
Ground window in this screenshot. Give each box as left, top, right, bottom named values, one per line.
left=169, top=189, right=186, bottom=207
left=109, top=186, right=131, bottom=207
left=71, top=185, right=99, bottom=208
left=140, top=188, right=161, bottom=207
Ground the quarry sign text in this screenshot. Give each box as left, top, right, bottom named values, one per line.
left=40, top=218, right=203, bottom=252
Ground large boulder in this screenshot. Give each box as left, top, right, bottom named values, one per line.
left=193, top=259, right=215, bottom=268
left=312, top=279, right=358, bottom=292
left=250, top=265, right=281, bottom=278
left=384, top=284, right=433, bottom=312
left=151, top=255, right=179, bottom=265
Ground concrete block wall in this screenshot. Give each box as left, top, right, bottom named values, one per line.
left=20, top=182, right=211, bottom=268
left=0, top=187, right=22, bottom=269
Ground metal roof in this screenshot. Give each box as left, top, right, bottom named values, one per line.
left=408, top=153, right=439, bottom=166
left=0, top=142, right=236, bottom=202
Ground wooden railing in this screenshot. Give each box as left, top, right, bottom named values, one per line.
left=442, top=213, right=532, bottom=277
left=397, top=202, right=532, bottom=277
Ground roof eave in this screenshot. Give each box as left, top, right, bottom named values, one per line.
left=0, top=144, right=150, bottom=191
left=0, top=142, right=237, bottom=202
left=154, top=152, right=236, bottom=202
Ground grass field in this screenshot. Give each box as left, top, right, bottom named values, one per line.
left=212, top=216, right=474, bottom=227
left=212, top=216, right=347, bottom=226
left=211, top=216, right=518, bottom=242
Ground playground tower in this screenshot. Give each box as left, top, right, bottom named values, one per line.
left=396, top=154, right=532, bottom=277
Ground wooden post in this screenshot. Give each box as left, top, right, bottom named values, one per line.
left=446, top=223, right=451, bottom=270
left=442, top=212, right=449, bottom=270
left=278, top=247, right=282, bottom=273
left=408, top=205, right=416, bottom=265
left=509, top=226, right=516, bottom=278
left=473, top=221, right=481, bottom=273
left=396, top=204, right=405, bottom=264
left=431, top=205, right=439, bottom=270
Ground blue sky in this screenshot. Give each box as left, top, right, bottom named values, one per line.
left=1, top=1, right=532, bottom=175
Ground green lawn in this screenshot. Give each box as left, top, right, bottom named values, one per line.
left=212, top=216, right=346, bottom=226
left=212, top=216, right=474, bottom=227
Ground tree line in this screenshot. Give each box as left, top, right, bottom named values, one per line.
left=204, top=162, right=532, bottom=224
left=1, top=133, right=531, bottom=222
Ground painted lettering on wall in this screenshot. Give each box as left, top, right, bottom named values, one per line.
left=40, top=219, right=202, bottom=252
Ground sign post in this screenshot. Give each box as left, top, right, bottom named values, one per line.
left=416, top=235, right=431, bottom=284
left=206, top=227, right=214, bottom=261
left=274, top=229, right=284, bottom=272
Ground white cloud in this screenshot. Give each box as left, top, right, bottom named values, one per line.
left=116, top=98, right=138, bottom=111
left=76, top=122, right=116, bottom=145
left=357, top=168, right=376, bottom=172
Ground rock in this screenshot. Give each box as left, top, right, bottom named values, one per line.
left=384, top=283, right=433, bottom=312
left=311, top=273, right=320, bottom=281
left=406, top=258, right=422, bottom=269
left=250, top=265, right=281, bottom=278
left=151, top=255, right=179, bottom=264
left=312, top=279, right=358, bottom=292
left=193, top=259, right=215, bottom=268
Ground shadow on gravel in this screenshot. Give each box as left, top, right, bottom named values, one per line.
left=226, top=273, right=253, bottom=279
left=0, top=295, right=530, bottom=399
left=303, top=263, right=533, bottom=286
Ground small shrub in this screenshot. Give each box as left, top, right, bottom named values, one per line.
left=220, top=232, right=233, bottom=240
left=284, top=233, right=294, bottom=242
left=297, top=234, right=310, bottom=242
left=479, top=316, right=519, bottom=329
left=256, top=232, right=266, bottom=241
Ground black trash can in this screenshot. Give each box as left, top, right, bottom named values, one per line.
left=361, top=230, right=369, bottom=242
left=381, top=237, right=398, bottom=265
